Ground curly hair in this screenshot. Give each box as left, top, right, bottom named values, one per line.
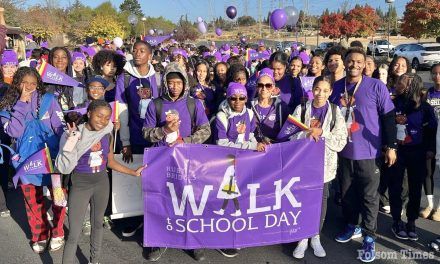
left=92, top=49, right=126, bottom=77
left=0, top=67, right=45, bottom=111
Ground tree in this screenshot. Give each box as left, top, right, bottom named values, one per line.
left=237, top=16, right=256, bottom=26
left=119, top=0, right=144, bottom=17
left=401, top=0, right=440, bottom=39
left=174, top=15, right=199, bottom=42
left=20, top=5, right=63, bottom=39
left=85, top=14, right=125, bottom=39
left=346, top=5, right=381, bottom=38
left=65, top=0, right=94, bottom=43
left=320, top=13, right=345, bottom=40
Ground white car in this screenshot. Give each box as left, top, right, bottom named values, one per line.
left=367, top=40, right=395, bottom=55
left=393, top=43, right=440, bottom=70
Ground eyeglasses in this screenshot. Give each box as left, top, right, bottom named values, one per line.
left=229, top=96, right=247, bottom=102
left=89, top=86, right=105, bottom=91
left=257, top=83, right=273, bottom=89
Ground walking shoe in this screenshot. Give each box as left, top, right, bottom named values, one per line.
left=82, top=220, right=91, bottom=236
left=380, top=205, right=391, bottom=214
left=430, top=209, right=440, bottom=222
left=406, top=224, right=418, bottom=241
left=213, top=209, right=225, bottom=215
left=49, top=236, right=65, bottom=251
left=292, top=238, right=308, bottom=259
left=217, top=248, right=239, bottom=258
left=419, top=206, right=433, bottom=219
left=310, top=235, right=326, bottom=257
left=391, top=221, right=408, bottom=240
left=122, top=223, right=143, bottom=237
left=189, top=249, right=206, bottom=261
left=32, top=239, right=48, bottom=253
left=145, top=247, right=167, bottom=261
left=428, top=238, right=440, bottom=252
left=0, top=209, right=10, bottom=218
left=335, top=224, right=362, bottom=243
left=103, top=216, right=113, bottom=230
left=231, top=210, right=241, bottom=217
left=359, top=236, right=375, bottom=263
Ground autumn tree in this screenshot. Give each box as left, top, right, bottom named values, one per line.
left=20, top=5, right=62, bottom=40
left=85, top=14, right=125, bottom=39
left=346, top=5, right=381, bottom=38
left=401, top=0, right=440, bottom=39
left=174, top=15, right=199, bottom=42
left=320, top=13, right=344, bottom=40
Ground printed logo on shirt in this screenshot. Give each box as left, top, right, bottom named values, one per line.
left=268, top=114, right=276, bottom=121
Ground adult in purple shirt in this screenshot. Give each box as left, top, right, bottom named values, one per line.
left=330, top=47, right=397, bottom=263
left=269, top=51, right=305, bottom=121
left=142, top=62, right=210, bottom=262
left=0, top=67, right=66, bottom=253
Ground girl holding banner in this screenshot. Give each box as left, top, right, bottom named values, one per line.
left=56, top=100, right=146, bottom=264
left=289, top=76, right=347, bottom=259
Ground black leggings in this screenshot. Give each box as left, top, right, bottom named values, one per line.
left=423, top=159, right=435, bottom=196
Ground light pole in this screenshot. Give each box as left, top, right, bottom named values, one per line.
left=141, top=17, right=147, bottom=37
left=385, top=0, right=394, bottom=59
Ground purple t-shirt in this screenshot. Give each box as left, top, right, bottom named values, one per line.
left=275, top=75, right=304, bottom=116
left=144, top=97, right=209, bottom=147
left=215, top=110, right=256, bottom=142
left=191, top=83, right=215, bottom=119
left=427, top=87, right=440, bottom=120
left=329, top=76, right=395, bottom=160
left=75, top=135, right=110, bottom=174
left=254, top=103, right=280, bottom=140
left=310, top=103, right=328, bottom=128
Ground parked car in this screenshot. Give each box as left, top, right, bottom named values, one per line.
left=390, top=44, right=409, bottom=57
left=314, top=42, right=337, bottom=56
left=367, top=40, right=395, bottom=55
left=393, top=43, right=440, bottom=70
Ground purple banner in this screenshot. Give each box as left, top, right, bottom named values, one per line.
left=142, top=139, right=324, bottom=249
left=143, top=35, right=172, bottom=46
left=300, top=76, right=315, bottom=99
left=40, top=61, right=83, bottom=87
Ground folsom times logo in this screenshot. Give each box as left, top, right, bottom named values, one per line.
left=357, top=249, right=436, bottom=260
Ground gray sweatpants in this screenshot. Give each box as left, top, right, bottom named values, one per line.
left=62, top=170, right=109, bottom=264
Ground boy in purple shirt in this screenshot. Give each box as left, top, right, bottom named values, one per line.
left=329, top=47, right=397, bottom=263
left=142, top=62, right=210, bottom=261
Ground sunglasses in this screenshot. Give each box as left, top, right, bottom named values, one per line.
left=257, top=83, right=273, bottom=89
left=229, top=96, right=247, bottom=102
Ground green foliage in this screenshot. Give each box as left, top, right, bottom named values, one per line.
left=237, top=16, right=256, bottom=26
left=119, top=0, right=144, bottom=17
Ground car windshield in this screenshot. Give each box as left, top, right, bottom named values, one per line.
left=376, top=40, right=389, bottom=45
left=425, top=46, right=440, bottom=51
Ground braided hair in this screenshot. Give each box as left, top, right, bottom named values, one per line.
left=0, top=67, right=45, bottom=112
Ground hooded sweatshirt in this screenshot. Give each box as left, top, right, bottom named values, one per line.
left=142, top=62, right=210, bottom=146
left=250, top=97, right=283, bottom=142
left=115, top=60, right=161, bottom=148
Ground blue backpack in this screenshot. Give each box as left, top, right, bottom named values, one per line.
left=1, top=93, right=60, bottom=185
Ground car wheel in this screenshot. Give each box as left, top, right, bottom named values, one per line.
left=412, top=58, right=420, bottom=70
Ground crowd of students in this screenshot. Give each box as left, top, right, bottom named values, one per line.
left=0, top=29, right=438, bottom=263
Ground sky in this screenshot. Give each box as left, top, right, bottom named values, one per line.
left=26, top=0, right=408, bottom=23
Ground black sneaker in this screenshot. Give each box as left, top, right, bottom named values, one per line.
left=145, top=247, right=167, bottom=262
left=391, top=221, right=408, bottom=240
left=122, top=223, right=143, bottom=237
left=103, top=216, right=113, bottom=230
left=217, top=248, right=239, bottom=258
left=406, top=223, right=418, bottom=241
left=189, top=249, right=206, bottom=261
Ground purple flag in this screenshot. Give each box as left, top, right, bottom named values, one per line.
left=13, top=147, right=53, bottom=187
left=142, top=139, right=324, bottom=249
left=38, top=60, right=84, bottom=87
left=143, top=35, right=172, bottom=46
left=299, top=76, right=316, bottom=99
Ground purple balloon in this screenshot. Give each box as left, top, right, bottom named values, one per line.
left=215, top=28, right=222, bottom=36
left=270, top=9, right=288, bottom=30
left=226, top=6, right=237, bottom=19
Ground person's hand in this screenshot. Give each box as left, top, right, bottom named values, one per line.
left=122, top=145, right=133, bottom=163
left=170, top=138, right=184, bottom=147
left=256, top=142, right=266, bottom=152
left=307, top=127, right=322, bottom=142
left=164, top=119, right=180, bottom=133
left=273, top=86, right=280, bottom=96
left=385, top=148, right=397, bottom=167
left=195, top=91, right=206, bottom=100
left=427, top=151, right=435, bottom=160
left=113, top=120, right=121, bottom=130
left=237, top=123, right=246, bottom=134
left=19, top=88, right=33, bottom=102
left=66, top=122, right=78, bottom=137
left=133, top=165, right=147, bottom=177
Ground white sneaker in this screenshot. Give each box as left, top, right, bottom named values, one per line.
left=49, top=236, right=65, bottom=251
left=213, top=209, right=224, bottom=215
left=32, top=240, right=48, bottom=253
left=231, top=210, right=242, bottom=217
left=292, top=238, right=308, bottom=259
left=310, top=235, right=326, bottom=257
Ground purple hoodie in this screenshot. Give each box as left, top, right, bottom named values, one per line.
left=1, top=91, right=65, bottom=139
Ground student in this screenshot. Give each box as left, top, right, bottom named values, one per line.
left=0, top=67, right=66, bottom=253
left=142, top=62, right=210, bottom=261
left=250, top=68, right=283, bottom=143
left=289, top=56, right=303, bottom=78
left=387, top=56, right=411, bottom=92
left=307, top=55, right=325, bottom=77
left=212, top=62, right=229, bottom=108
left=423, top=63, right=440, bottom=221
left=0, top=49, right=18, bottom=85
left=56, top=100, right=145, bottom=264
left=388, top=73, right=437, bottom=241
left=324, top=45, right=346, bottom=86
left=191, top=60, right=215, bottom=119
left=364, top=56, right=376, bottom=78
left=71, top=51, right=90, bottom=105
left=290, top=76, right=347, bottom=259
left=377, top=64, right=389, bottom=85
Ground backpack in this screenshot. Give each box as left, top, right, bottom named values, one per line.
left=13, top=93, right=60, bottom=168
left=152, top=96, right=196, bottom=132
left=301, top=102, right=337, bottom=132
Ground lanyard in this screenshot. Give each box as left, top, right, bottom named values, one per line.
left=344, top=76, right=362, bottom=122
